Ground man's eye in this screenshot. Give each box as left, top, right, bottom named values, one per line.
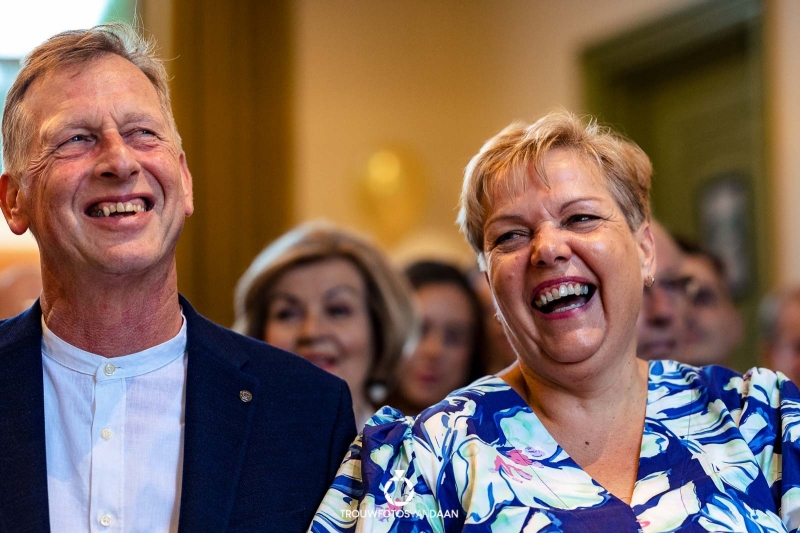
left=65, top=135, right=89, bottom=144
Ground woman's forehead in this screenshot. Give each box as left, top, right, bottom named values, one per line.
left=481, top=148, right=604, bottom=209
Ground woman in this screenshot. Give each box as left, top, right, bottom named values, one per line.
left=311, top=112, right=800, bottom=532
left=387, top=260, right=485, bottom=416
left=233, top=221, right=417, bottom=427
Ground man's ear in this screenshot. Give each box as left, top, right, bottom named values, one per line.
left=0, top=173, right=31, bottom=235
left=636, top=221, right=656, bottom=281
left=179, top=153, right=194, bottom=217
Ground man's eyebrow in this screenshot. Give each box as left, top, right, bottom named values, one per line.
left=120, top=111, right=163, bottom=125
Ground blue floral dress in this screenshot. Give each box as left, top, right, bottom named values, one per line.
left=310, top=361, right=800, bottom=532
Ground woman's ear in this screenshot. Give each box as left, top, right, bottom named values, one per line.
left=636, top=221, right=656, bottom=281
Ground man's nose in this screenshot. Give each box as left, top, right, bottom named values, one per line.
left=94, top=133, right=141, bottom=180
left=644, top=285, right=675, bottom=325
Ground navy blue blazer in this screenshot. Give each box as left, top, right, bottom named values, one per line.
left=0, top=296, right=356, bottom=532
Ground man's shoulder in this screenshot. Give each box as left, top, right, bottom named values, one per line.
left=0, top=303, right=42, bottom=353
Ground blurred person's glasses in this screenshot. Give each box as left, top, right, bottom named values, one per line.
left=685, top=279, right=721, bottom=308
left=645, top=275, right=693, bottom=301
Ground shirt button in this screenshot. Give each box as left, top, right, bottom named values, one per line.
left=103, top=363, right=115, bottom=376
left=101, top=428, right=113, bottom=440
left=99, top=514, right=113, bottom=526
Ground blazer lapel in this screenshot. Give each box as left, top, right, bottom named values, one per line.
left=178, top=299, right=260, bottom=532
left=0, top=302, right=50, bottom=533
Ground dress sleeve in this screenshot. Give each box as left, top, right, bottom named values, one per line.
left=736, top=367, right=800, bottom=532
left=309, top=406, right=448, bottom=533
left=776, top=373, right=800, bottom=532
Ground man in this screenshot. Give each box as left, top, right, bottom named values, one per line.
left=636, top=221, right=690, bottom=360
left=0, top=24, right=355, bottom=532
left=760, top=288, right=800, bottom=383
left=678, top=240, right=743, bottom=367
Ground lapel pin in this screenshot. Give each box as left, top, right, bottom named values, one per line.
left=239, top=390, right=253, bottom=403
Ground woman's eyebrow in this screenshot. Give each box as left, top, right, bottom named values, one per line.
left=560, top=196, right=604, bottom=210
left=325, top=285, right=362, bottom=299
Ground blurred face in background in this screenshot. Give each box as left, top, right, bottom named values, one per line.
left=263, top=257, right=374, bottom=405
left=763, top=297, right=800, bottom=383
left=681, top=254, right=742, bottom=367
left=636, top=222, right=689, bottom=360
left=396, top=282, right=475, bottom=412
left=470, top=272, right=517, bottom=374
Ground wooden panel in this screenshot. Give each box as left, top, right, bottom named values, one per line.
left=582, top=0, right=766, bottom=371
left=170, top=0, right=294, bottom=326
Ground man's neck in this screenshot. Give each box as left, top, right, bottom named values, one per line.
left=40, top=261, right=184, bottom=358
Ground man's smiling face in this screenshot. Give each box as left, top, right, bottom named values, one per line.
left=5, top=53, right=193, bottom=276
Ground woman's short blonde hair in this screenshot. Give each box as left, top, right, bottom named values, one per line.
left=457, top=111, right=652, bottom=269
left=233, top=220, right=417, bottom=395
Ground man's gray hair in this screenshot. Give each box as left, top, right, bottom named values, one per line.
left=1, top=22, right=180, bottom=178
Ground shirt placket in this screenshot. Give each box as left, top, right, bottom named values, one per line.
left=90, top=362, right=125, bottom=533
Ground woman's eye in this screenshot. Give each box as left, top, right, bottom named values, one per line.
left=443, top=327, right=470, bottom=347
left=566, top=214, right=599, bottom=225
left=271, top=307, right=300, bottom=321
left=494, top=231, right=522, bottom=246
left=327, top=304, right=353, bottom=318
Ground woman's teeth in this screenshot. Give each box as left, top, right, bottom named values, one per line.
left=534, top=282, right=589, bottom=309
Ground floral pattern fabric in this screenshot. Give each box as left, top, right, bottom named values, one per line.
left=310, top=360, right=800, bottom=532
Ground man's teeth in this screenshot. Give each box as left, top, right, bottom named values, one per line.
left=95, top=202, right=146, bottom=217
left=535, top=283, right=589, bottom=308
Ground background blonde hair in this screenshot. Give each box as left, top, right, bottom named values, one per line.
left=457, top=110, right=652, bottom=269
left=234, top=220, right=418, bottom=397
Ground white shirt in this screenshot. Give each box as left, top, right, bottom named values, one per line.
left=42, top=314, right=187, bottom=533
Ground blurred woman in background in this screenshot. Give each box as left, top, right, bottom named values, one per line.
left=234, top=221, right=417, bottom=427
left=387, top=260, right=485, bottom=416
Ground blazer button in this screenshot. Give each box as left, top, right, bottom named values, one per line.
left=239, top=390, right=253, bottom=403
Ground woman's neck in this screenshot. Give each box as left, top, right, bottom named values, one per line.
left=500, top=352, right=649, bottom=426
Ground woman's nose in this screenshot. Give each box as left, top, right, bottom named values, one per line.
left=530, top=226, right=571, bottom=266
left=417, top=329, right=443, bottom=360
left=299, top=311, right=328, bottom=340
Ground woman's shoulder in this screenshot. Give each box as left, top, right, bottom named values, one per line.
left=364, top=375, right=533, bottom=450
left=648, top=359, right=799, bottom=409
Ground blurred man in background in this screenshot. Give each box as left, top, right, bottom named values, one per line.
left=636, top=221, right=690, bottom=361
left=760, top=288, right=800, bottom=383
left=677, top=240, right=743, bottom=367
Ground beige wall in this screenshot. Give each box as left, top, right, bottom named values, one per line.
left=140, top=0, right=798, bottom=283
left=291, top=0, right=700, bottom=265
left=766, top=0, right=800, bottom=288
